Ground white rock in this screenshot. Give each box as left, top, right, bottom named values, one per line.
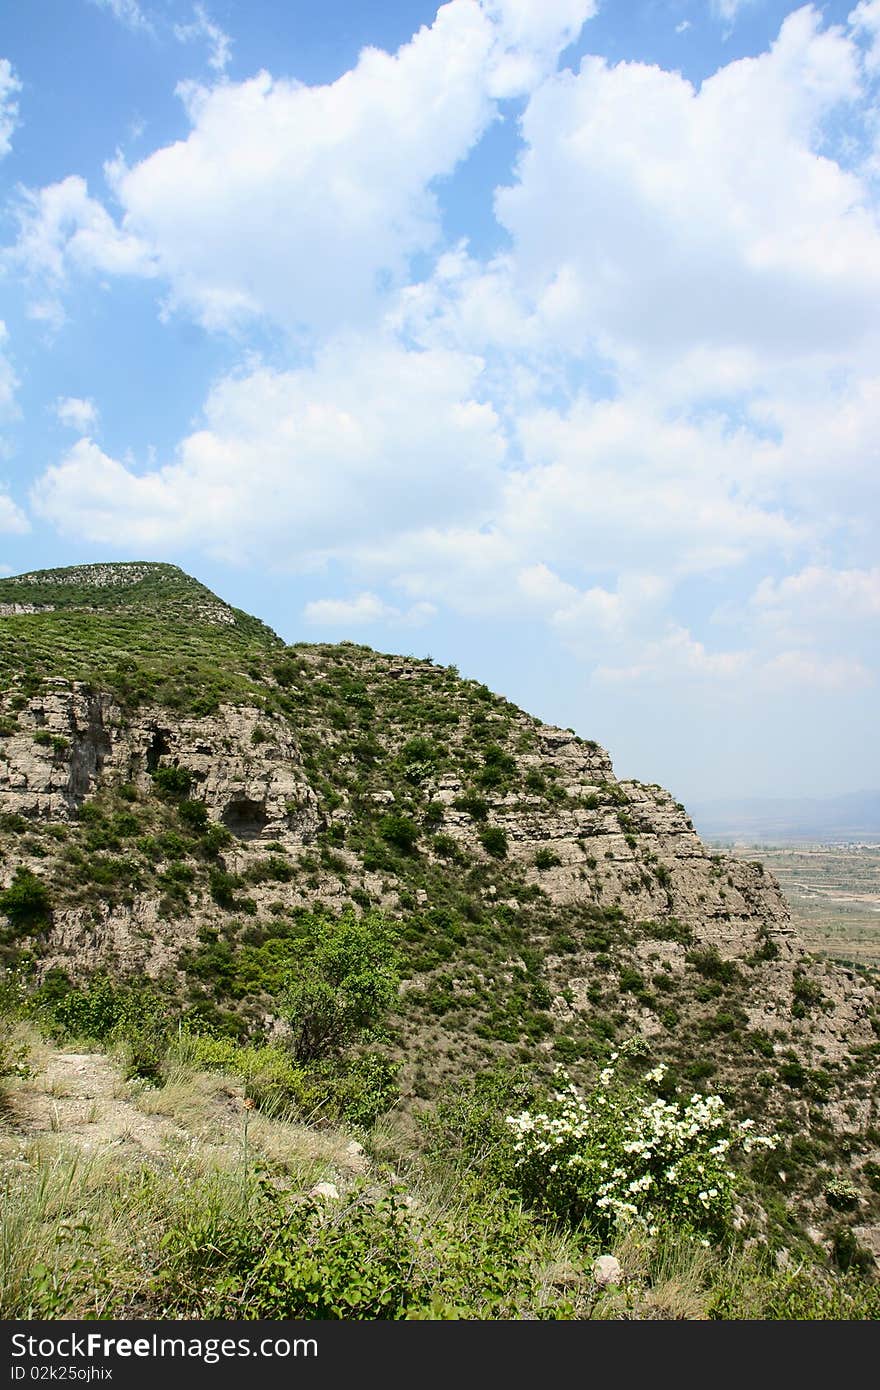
left=309, top=1182, right=340, bottom=1200
left=592, top=1255, right=622, bottom=1287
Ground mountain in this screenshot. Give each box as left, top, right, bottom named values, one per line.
left=690, top=791, right=880, bottom=845
left=1, top=562, right=879, bottom=1258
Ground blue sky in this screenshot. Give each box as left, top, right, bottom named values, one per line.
left=1, top=0, right=879, bottom=804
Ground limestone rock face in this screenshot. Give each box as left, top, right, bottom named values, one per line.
left=0, top=682, right=319, bottom=843
left=2, top=677, right=876, bottom=1075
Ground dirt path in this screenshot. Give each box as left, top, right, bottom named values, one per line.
left=5, top=1050, right=190, bottom=1157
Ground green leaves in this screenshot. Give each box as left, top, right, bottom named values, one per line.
left=0, top=868, right=52, bottom=935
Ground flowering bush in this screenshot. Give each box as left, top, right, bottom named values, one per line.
left=505, top=1054, right=776, bottom=1243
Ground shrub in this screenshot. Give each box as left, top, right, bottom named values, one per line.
left=152, top=765, right=194, bottom=799
left=453, top=793, right=489, bottom=821
left=685, top=946, right=740, bottom=985
left=478, top=825, right=508, bottom=859
left=178, top=798, right=209, bottom=832
left=478, top=744, right=516, bottom=789
left=379, top=814, right=419, bottom=855
left=505, top=1054, right=776, bottom=1242
left=824, top=1177, right=860, bottom=1212
left=209, top=867, right=242, bottom=909
left=432, top=834, right=465, bottom=863
left=232, top=1190, right=414, bottom=1318
left=534, top=848, right=561, bottom=871
left=792, top=972, right=825, bottom=1014
left=0, top=869, right=52, bottom=934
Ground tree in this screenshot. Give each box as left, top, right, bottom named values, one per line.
left=281, top=913, right=399, bottom=1062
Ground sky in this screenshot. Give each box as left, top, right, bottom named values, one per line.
left=0, top=0, right=879, bottom=805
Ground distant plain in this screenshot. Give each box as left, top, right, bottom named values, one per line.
left=722, top=843, right=880, bottom=969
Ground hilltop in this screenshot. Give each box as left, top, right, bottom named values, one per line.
left=1, top=561, right=879, bottom=1307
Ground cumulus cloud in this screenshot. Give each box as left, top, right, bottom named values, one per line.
left=18, top=2, right=880, bottom=714
left=850, top=0, right=880, bottom=74
left=54, top=396, right=100, bottom=433
left=13, top=1, right=597, bottom=334
left=495, top=6, right=876, bottom=373
left=482, top=0, right=597, bottom=96
left=30, top=339, right=505, bottom=561
left=7, top=175, right=155, bottom=295
left=303, top=592, right=437, bottom=628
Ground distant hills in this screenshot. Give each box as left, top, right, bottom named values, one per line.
left=690, top=790, right=880, bottom=845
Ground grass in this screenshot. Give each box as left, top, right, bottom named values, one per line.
left=1, top=1018, right=878, bottom=1320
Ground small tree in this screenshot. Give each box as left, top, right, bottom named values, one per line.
left=281, top=913, right=399, bottom=1062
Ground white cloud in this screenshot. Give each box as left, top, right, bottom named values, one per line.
left=710, top=1, right=751, bottom=25
left=303, top=592, right=436, bottom=628
left=482, top=0, right=597, bottom=96
left=753, top=564, right=880, bottom=618
left=15, top=1, right=596, bottom=335
left=850, top=0, right=880, bottom=74
left=173, top=4, right=232, bottom=74
left=494, top=6, right=876, bottom=372
left=8, top=175, right=155, bottom=288
left=54, top=396, right=100, bottom=434
left=594, top=626, right=868, bottom=692
left=595, top=625, right=751, bottom=685
left=107, top=7, right=497, bottom=332
left=759, top=648, right=870, bottom=690
left=30, top=339, right=505, bottom=561
left=18, top=2, right=880, bottom=722
left=749, top=564, right=880, bottom=657
left=0, top=59, right=20, bottom=159
left=0, top=492, right=28, bottom=534
left=87, top=0, right=153, bottom=33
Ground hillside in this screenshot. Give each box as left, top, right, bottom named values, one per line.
left=2, top=561, right=880, bottom=1300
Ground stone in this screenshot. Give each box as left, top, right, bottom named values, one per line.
left=592, top=1255, right=622, bottom=1287
left=309, top=1182, right=340, bottom=1200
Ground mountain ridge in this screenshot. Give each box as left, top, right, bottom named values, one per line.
left=1, top=561, right=879, bottom=1259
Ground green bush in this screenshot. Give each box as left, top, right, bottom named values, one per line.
left=534, top=848, right=561, bottom=871
left=29, top=970, right=166, bottom=1049
left=0, top=869, right=52, bottom=934
left=685, top=946, right=739, bottom=984
left=379, top=813, right=419, bottom=854
left=178, top=798, right=209, bottom=831
left=505, top=1055, right=777, bottom=1242
left=478, top=825, right=508, bottom=859
left=231, top=1190, right=414, bottom=1318
left=152, top=765, right=194, bottom=799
